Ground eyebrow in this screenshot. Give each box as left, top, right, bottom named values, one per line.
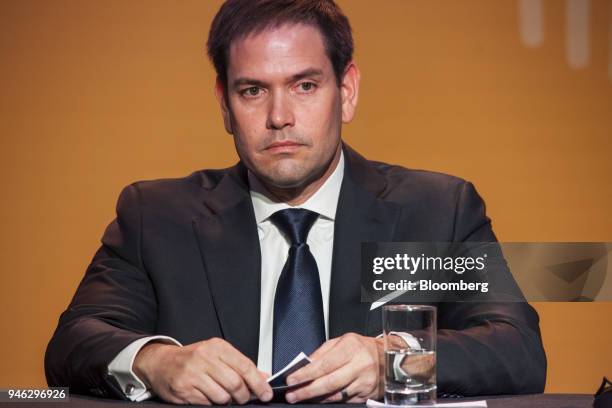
left=231, top=68, right=325, bottom=89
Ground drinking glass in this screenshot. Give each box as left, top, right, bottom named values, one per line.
left=382, top=305, right=437, bottom=405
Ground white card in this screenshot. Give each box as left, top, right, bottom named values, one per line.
left=267, top=352, right=312, bottom=391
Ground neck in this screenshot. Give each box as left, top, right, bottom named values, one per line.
left=258, top=145, right=342, bottom=206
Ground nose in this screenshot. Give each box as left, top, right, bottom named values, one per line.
left=266, top=90, right=294, bottom=130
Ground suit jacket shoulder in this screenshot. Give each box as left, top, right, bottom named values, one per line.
left=347, top=151, right=491, bottom=242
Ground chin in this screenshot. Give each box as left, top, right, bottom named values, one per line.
left=263, top=173, right=310, bottom=189
left=256, top=161, right=311, bottom=188
left=263, top=167, right=318, bottom=189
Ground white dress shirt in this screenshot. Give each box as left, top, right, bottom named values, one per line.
left=250, top=151, right=344, bottom=374
left=107, top=151, right=345, bottom=401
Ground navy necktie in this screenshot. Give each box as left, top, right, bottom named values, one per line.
left=271, top=208, right=326, bottom=373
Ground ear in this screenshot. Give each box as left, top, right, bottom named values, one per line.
left=340, top=62, right=360, bottom=124
left=214, top=76, right=233, bottom=134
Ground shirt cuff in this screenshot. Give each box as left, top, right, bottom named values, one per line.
left=388, top=331, right=422, bottom=351
left=107, top=335, right=182, bottom=402
left=375, top=331, right=422, bottom=350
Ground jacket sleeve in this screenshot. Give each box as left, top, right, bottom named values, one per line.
left=436, top=181, right=547, bottom=396
left=45, top=183, right=158, bottom=398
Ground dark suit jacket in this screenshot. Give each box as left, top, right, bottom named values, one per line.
left=45, top=144, right=546, bottom=398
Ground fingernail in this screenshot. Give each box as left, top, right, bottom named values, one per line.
left=263, top=390, right=273, bottom=401
left=286, top=393, right=296, bottom=403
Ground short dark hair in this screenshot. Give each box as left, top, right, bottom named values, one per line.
left=207, top=0, right=354, bottom=88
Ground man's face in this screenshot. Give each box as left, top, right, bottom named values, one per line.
left=217, top=23, right=357, bottom=190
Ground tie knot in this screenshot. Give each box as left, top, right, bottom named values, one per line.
left=270, top=208, right=319, bottom=245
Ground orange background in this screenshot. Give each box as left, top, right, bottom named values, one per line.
left=0, top=0, right=610, bottom=394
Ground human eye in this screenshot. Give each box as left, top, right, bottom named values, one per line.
left=240, top=86, right=263, bottom=98
left=296, top=81, right=317, bottom=94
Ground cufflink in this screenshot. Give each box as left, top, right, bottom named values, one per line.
left=125, top=384, right=135, bottom=396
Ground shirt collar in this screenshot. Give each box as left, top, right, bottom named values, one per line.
left=248, top=150, right=345, bottom=224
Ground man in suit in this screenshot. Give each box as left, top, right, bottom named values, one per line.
left=45, top=0, right=546, bottom=404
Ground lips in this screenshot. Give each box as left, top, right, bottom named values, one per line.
left=265, top=141, right=302, bottom=152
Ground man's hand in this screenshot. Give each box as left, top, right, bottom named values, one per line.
left=284, top=333, right=385, bottom=403
left=133, top=337, right=273, bottom=405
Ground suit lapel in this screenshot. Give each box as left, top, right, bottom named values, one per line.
left=192, top=164, right=261, bottom=363
left=329, top=146, right=401, bottom=338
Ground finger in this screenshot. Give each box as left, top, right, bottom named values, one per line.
left=184, top=391, right=212, bottom=406
left=286, top=359, right=356, bottom=403
left=285, top=338, right=339, bottom=386
left=318, top=385, right=370, bottom=404
left=208, top=359, right=252, bottom=404
left=287, top=338, right=351, bottom=385
left=309, top=390, right=337, bottom=404
left=194, top=374, right=232, bottom=405
left=320, top=389, right=346, bottom=403
left=320, top=384, right=355, bottom=403
left=321, top=390, right=345, bottom=403
left=347, top=395, right=368, bottom=403
left=156, top=389, right=187, bottom=405
left=238, top=364, right=273, bottom=402
left=219, top=349, right=273, bottom=401
left=159, top=381, right=214, bottom=406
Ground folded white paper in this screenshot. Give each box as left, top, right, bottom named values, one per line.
left=249, top=352, right=313, bottom=402
left=366, top=398, right=487, bottom=407
left=267, top=352, right=312, bottom=391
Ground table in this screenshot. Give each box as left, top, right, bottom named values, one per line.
left=9, top=394, right=594, bottom=408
